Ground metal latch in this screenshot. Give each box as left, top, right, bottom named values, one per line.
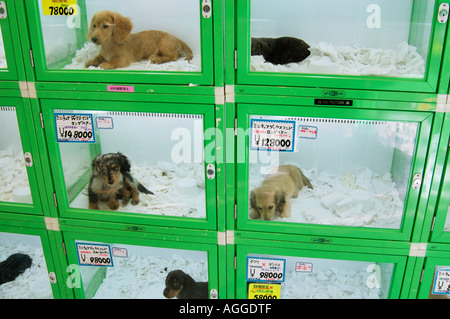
left=210, top=289, right=218, bottom=299
left=24, top=152, right=33, bottom=167
left=202, top=0, right=212, bottom=19
left=412, top=174, right=422, bottom=190
left=0, top=2, right=7, bottom=19
left=48, top=272, right=57, bottom=284
left=206, top=163, right=215, bottom=180
left=438, top=3, right=449, bottom=23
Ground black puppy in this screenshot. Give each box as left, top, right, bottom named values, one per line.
left=251, top=36, right=311, bottom=65
left=88, top=152, right=153, bottom=210
left=0, top=253, right=32, bottom=285
left=163, top=270, right=208, bottom=299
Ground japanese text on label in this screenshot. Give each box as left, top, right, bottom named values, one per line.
left=250, top=119, right=295, bottom=152
left=247, top=257, right=285, bottom=282
left=76, top=243, right=113, bottom=267
left=55, top=113, right=95, bottom=143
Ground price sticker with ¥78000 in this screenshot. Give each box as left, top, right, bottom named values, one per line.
left=42, top=0, right=78, bottom=15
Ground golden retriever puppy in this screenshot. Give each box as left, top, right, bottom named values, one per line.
left=250, top=164, right=313, bottom=220
left=85, top=10, right=193, bottom=69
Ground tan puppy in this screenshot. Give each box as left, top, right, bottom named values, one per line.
left=85, top=10, right=193, bottom=69
left=250, top=164, right=313, bottom=220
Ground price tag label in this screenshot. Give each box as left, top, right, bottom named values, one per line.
left=247, top=257, right=285, bottom=282
left=248, top=283, right=281, bottom=299
left=55, top=113, right=95, bottom=143
left=76, top=243, right=113, bottom=267
left=296, top=262, right=313, bottom=273
left=250, top=119, right=295, bottom=152
left=298, top=125, right=318, bottom=139
left=42, top=0, right=78, bottom=15
left=433, top=268, right=450, bottom=295
left=96, top=116, right=114, bottom=129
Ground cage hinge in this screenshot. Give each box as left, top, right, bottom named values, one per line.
left=201, top=0, right=212, bottom=18
left=39, top=112, right=45, bottom=129
left=234, top=256, right=237, bottom=269
left=234, top=203, right=237, bottom=219
left=53, top=192, right=58, bottom=207
left=431, top=216, right=436, bottom=232
left=29, top=50, right=35, bottom=68
left=409, top=243, right=427, bottom=257
left=234, top=50, right=238, bottom=69
left=0, top=2, right=6, bottom=19
left=438, top=3, right=449, bottom=23
left=44, top=217, right=60, bottom=231
left=62, top=241, right=67, bottom=255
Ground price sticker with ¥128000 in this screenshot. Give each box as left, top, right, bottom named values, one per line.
left=247, top=257, right=285, bottom=283
left=76, top=243, right=113, bottom=267
left=42, top=0, right=78, bottom=16
left=250, top=119, right=295, bottom=152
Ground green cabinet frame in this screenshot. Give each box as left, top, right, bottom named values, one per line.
left=24, top=0, right=218, bottom=85
left=61, top=226, right=221, bottom=299
left=40, top=97, right=218, bottom=230
left=0, top=0, right=25, bottom=81
left=234, top=0, right=449, bottom=93
left=235, top=103, right=434, bottom=241
left=0, top=96, right=46, bottom=215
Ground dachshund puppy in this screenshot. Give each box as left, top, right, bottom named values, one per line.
left=0, top=253, right=32, bottom=285
left=85, top=10, right=193, bottom=69
left=250, top=164, right=313, bottom=220
left=88, top=152, right=153, bottom=210
left=163, top=270, right=208, bottom=299
left=251, top=36, right=311, bottom=65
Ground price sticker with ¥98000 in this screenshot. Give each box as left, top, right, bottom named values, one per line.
left=247, top=257, right=285, bottom=283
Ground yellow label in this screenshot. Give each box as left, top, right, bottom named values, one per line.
left=42, top=0, right=77, bottom=15
left=248, top=283, right=281, bottom=299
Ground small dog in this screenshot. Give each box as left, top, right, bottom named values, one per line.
left=0, top=253, right=32, bottom=285
left=163, top=270, right=208, bottom=299
left=250, top=164, right=313, bottom=220
left=251, top=36, right=311, bottom=65
left=85, top=10, right=193, bottom=69
left=88, top=152, right=153, bottom=210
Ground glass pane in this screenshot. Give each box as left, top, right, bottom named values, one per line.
left=55, top=110, right=206, bottom=218
left=0, top=25, right=7, bottom=69
left=428, top=266, right=450, bottom=299
left=38, top=0, right=201, bottom=71
left=0, top=232, right=53, bottom=299
left=248, top=115, right=418, bottom=229
left=250, top=0, right=434, bottom=79
left=0, top=107, right=32, bottom=205
left=75, top=240, right=208, bottom=299
left=247, top=253, right=394, bottom=299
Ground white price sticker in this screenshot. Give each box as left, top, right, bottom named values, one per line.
left=55, top=113, right=95, bottom=143
left=433, top=268, right=450, bottom=295
left=76, top=243, right=113, bottom=267
left=250, top=119, right=295, bottom=152
left=247, top=257, right=285, bottom=282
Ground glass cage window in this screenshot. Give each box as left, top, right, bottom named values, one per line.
left=38, top=0, right=201, bottom=71
left=0, top=232, right=53, bottom=299
left=248, top=115, right=418, bottom=229
left=250, top=0, right=434, bottom=78
left=75, top=240, right=208, bottom=299
left=55, top=110, right=206, bottom=218
left=247, top=254, right=394, bottom=299
left=0, top=107, right=32, bottom=205
left=0, top=25, right=7, bottom=69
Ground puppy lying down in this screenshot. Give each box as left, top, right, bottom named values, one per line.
left=251, top=36, right=311, bottom=65
left=85, top=10, right=193, bottom=69
left=250, top=164, right=313, bottom=221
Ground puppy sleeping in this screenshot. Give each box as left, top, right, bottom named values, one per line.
left=250, top=164, right=313, bottom=221
left=251, top=36, right=311, bottom=65
left=163, top=270, right=208, bottom=299
left=85, top=10, right=193, bottom=69
left=88, top=152, right=153, bottom=210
